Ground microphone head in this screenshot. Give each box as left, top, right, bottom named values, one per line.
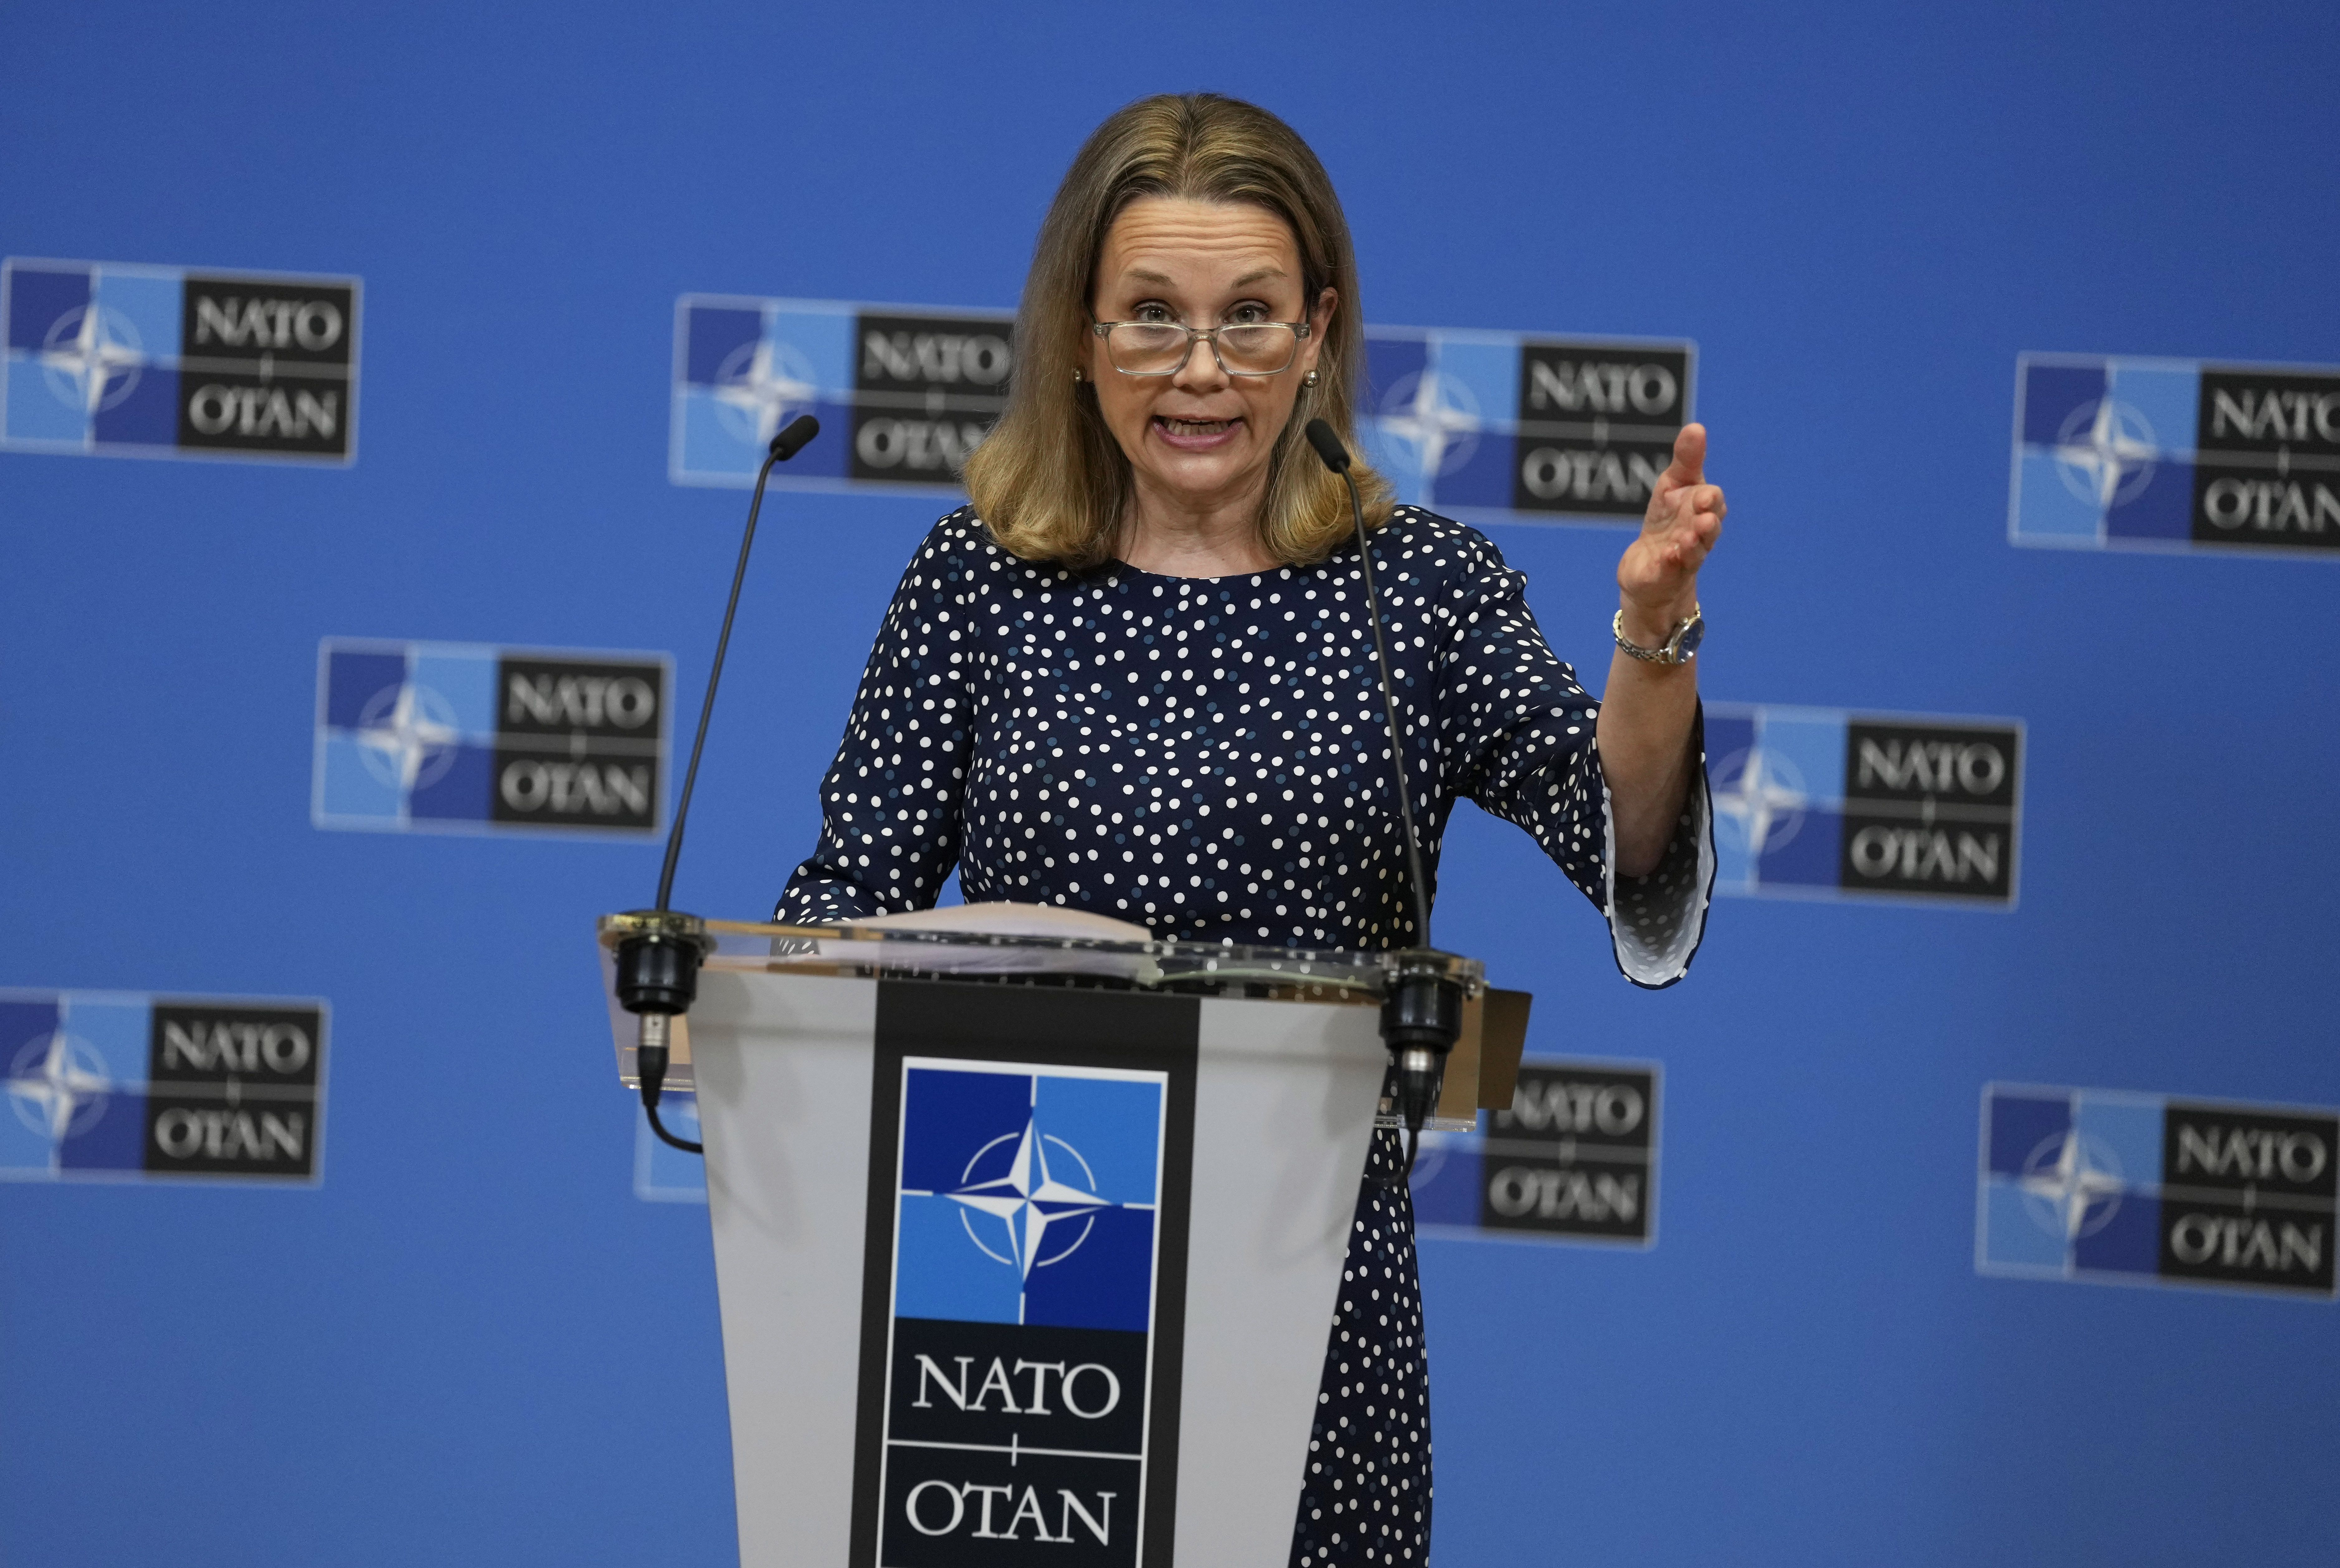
left=1303, top=418, right=1351, bottom=474
left=770, top=415, right=821, bottom=461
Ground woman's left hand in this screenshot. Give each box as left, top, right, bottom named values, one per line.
left=1616, top=423, right=1725, bottom=642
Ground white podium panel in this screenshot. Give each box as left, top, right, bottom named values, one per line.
left=688, top=969, right=1388, bottom=1568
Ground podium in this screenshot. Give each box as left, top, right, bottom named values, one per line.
left=598, top=910, right=1495, bottom=1568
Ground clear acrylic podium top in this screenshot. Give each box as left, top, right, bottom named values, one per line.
left=595, top=908, right=1490, bottom=1126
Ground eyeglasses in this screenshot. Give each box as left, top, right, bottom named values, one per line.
left=1090, top=318, right=1312, bottom=377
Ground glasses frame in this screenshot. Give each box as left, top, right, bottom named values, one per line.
left=1088, top=318, right=1314, bottom=378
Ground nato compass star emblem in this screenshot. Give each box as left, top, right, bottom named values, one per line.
left=947, top=1119, right=1115, bottom=1279
left=7, top=1031, right=113, bottom=1142
left=2054, top=396, right=2161, bottom=509
left=354, top=681, right=461, bottom=790
left=1711, top=744, right=1810, bottom=857
left=2018, top=1129, right=2127, bottom=1240
left=1377, top=369, right=1483, bottom=477
left=38, top=302, right=146, bottom=417
left=712, top=337, right=819, bottom=449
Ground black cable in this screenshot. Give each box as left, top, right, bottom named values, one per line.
left=646, top=1101, right=701, bottom=1155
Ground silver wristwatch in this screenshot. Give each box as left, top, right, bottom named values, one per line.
left=1613, top=606, right=1705, bottom=665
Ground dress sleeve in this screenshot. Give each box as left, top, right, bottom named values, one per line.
left=773, top=518, right=980, bottom=923
left=1437, top=528, right=1714, bottom=989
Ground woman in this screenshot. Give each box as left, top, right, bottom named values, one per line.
left=779, top=93, right=1720, bottom=1566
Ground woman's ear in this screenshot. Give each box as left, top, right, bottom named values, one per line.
left=1305, top=287, right=1338, bottom=373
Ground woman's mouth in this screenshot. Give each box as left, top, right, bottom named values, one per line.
left=1151, top=414, right=1242, bottom=450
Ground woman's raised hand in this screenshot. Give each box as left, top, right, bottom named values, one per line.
left=1616, top=422, right=1725, bottom=640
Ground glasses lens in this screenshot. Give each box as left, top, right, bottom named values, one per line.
left=1107, top=323, right=1191, bottom=374
left=1216, top=324, right=1296, bottom=374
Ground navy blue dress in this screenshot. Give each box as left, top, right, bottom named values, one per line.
left=778, top=504, right=1712, bottom=1565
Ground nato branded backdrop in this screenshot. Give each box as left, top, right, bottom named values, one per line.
left=3, top=5, right=2337, bottom=1566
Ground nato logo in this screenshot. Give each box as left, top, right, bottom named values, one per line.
left=314, top=639, right=669, bottom=837
left=2, top=257, right=358, bottom=462
left=1412, top=1059, right=1659, bottom=1246
left=1, top=990, right=327, bottom=1184
left=866, top=1061, right=1164, bottom=1563
left=1978, top=1084, right=2336, bottom=1299
left=2011, top=352, right=2340, bottom=555
left=1361, top=327, right=1693, bottom=524
left=1706, top=702, right=2023, bottom=905
left=671, top=294, right=1013, bottom=490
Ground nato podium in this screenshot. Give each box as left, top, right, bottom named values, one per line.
left=599, top=908, right=1505, bottom=1568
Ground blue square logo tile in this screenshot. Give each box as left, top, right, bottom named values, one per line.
left=2073, top=1191, right=2160, bottom=1277
left=2104, top=456, right=2193, bottom=541
left=2021, top=362, right=2107, bottom=447
left=5, top=357, right=87, bottom=444
left=91, top=366, right=178, bottom=448
left=1987, top=1091, right=2072, bottom=1177
left=90, top=270, right=181, bottom=359
left=6, top=266, right=91, bottom=351
left=2016, top=449, right=2103, bottom=541
left=2073, top=1095, right=2164, bottom=1186
left=324, top=649, right=409, bottom=729
left=1983, top=1180, right=2068, bottom=1270
left=684, top=306, right=765, bottom=386
left=55, top=1089, right=147, bottom=1172
left=405, top=742, right=496, bottom=820
left=1364, top=337, right=1427, bottom=403
left=1432, top=431, right=1517, bottom=510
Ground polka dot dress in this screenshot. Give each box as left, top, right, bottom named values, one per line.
left=1292, top=1126, right=1433, bottom=1568
left=778, top=504, right=1713, bottom=1564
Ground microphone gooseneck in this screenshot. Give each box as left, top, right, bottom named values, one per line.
left=616, top=414, right=821, bottom=1157
left=1303, top=419, right=1464, bottom=1182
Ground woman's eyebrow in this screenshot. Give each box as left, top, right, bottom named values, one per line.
left=1114, top=264, right=1289, bottom=289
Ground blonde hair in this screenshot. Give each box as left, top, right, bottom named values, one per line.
left=963, top=92, right=1393, bottom=570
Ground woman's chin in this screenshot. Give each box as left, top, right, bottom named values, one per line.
left=1132, top=441, right=1265, bottom=501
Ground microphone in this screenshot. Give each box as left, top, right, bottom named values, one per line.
left=613, top=413, right=822, bottom=1154
left=1303, top=418, right=1462, bottom=1180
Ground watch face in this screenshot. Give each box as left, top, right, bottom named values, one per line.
left=1673, top=616, right=1705, bottom=661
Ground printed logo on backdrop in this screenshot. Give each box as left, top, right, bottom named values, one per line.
left=1, top=990, right=326, bottom=1184
left=2010, top=352, right=2340, bottom=555
left=2, top=257, right=358, bottom=462
left=1411, top=1060, right=1658, bottom=1246
left=313, top=639, right=669, bottom=836
left=1361, top=327, right=1694, bottom=524
left=851, top=988, right=1195, bottom=1568
left=1978, top=1084, right=2337, bottom=1299
left=1705, top=702, right=2023, bottom=906
left=671, top=295, right=1014, bottom=489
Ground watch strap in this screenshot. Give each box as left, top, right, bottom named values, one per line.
left=1614, top=607, right=1703, bottom=665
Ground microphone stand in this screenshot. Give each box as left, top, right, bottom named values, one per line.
left=612, top=414, right=821, bottom=1155
left=1304, top=420, right=1464, bottom=1181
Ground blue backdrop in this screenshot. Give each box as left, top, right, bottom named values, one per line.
left=4, top=3, right=2336, bottom=1564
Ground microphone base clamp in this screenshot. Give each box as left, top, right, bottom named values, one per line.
left=1379, top=953, right=1464, bottom=1181
left=612, top=910, right=712, bottom=1152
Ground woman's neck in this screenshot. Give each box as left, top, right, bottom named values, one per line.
left=1117, top=475, right=1281, bottom=577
